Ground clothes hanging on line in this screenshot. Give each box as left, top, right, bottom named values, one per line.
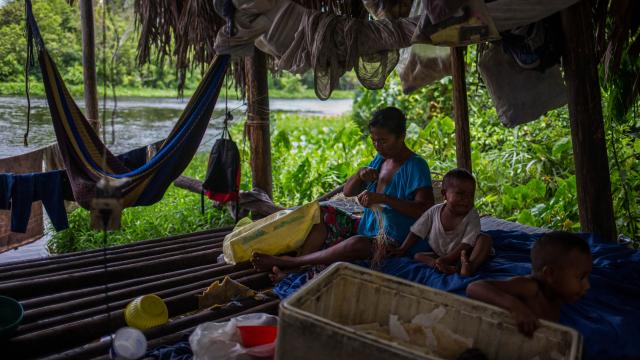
left=8, top=170, right=69, bottom=233
left=0, top=174, right=14, bottom=210
left=478, top=42, right=567, bottom=127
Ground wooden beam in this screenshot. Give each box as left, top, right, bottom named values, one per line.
left=561, top=1, right=616, bottom=242
left=451, top=47, right=472, bottom=172
left=173, top=176, right=285, bottom=216
left=245, top=48, right=273, bottom=199
left=79, top=0, right=100, bottom=132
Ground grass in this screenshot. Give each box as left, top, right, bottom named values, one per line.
left=0, top=81, right=355, bottom=100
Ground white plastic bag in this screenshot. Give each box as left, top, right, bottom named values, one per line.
left=190, top=313, right=278, bottom=360
left=478, top=43, right=567, bottom=127
left=396, top=0, right=451, bottom=94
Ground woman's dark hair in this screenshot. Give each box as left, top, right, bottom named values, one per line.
left=368, top=107, right=406, bottom=137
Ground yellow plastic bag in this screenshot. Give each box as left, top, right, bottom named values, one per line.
left=222, top=201, right=321, bottom=264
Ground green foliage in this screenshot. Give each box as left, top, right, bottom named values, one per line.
left=0, top=0, right=82, bottom=83
left=231, top=114, right=374, bottom=207
left=352, top=73, right=453, bottom=135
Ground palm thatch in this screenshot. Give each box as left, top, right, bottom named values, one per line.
left=133, top=0, right=367, bottom=92
left=131, top=0, right=639, bottom=109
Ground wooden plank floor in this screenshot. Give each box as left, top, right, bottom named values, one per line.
left=0, top=227, right=278, bottom=359
left=0, top=216, right=544, bottom=359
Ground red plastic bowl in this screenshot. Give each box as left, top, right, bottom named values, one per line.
left=237, top=325, right=278, bottom=348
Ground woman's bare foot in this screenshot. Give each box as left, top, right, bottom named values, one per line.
left=251, top=252, right=297, bottom=272
left=268, top=266, right=288, bottom=283
left=459, top=250, right=472, bottom=276
left=414, top=252, right=437, bottom=267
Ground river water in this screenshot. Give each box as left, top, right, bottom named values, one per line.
left=0, top=96, right=353, bottom=159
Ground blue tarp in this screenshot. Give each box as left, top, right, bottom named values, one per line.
left=274, top=230, right=640, bottom=360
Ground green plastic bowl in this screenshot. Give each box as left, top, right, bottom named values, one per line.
left=0, top=296, right=23, bottom=340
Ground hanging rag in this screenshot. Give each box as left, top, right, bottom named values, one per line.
left=10, top=171, right=69, bottom=233
left=397, top=0, right=451, bottom=94
left=0, top=174, right=14, bottom=210
left=486, top=0, right=579, bottom=32
left=478, top=42, right=567, bottom=127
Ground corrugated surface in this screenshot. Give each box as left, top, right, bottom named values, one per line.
left=0, top=227, right=278, bottom=359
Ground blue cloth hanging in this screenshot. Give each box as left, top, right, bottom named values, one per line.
left=0, top=173, right=14, bottom=210
left=10, top=170, right=69, bottom=233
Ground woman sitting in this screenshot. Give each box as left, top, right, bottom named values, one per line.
left=252, top=106, right=435, bottom=279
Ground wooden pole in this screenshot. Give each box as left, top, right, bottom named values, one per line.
left=245, top=48, right=273, bottom=199
left=451, top=47, right=472, bottom=172
left=561, top=1, right=616, bottom=242
left=79, top=0, right=100, bottom=132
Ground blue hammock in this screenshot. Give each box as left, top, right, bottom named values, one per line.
left=25, top=0, right=229, bottom=209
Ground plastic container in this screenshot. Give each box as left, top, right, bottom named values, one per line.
left=124, top=294, right=169, bottom=330
left=0, top=295, right=23, bottom=340
left=110, top=327, right=147, bottom=359
left=238, top=325, right=278, bottom=348
left=276, top=262, right=582, bottom=360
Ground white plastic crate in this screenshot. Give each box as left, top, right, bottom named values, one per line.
left=276, top=262, right=582, bottom=360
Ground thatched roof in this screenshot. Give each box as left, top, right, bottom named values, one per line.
left=132, top=0, right=639, bottom=110
left=133, top=0, right=368, bottom=92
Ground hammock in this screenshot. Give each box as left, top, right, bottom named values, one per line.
left=25, top=0, right=229, bottom=209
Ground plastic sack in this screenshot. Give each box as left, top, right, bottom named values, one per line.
left=190, top=313, right=278, bottom=360
left=397, top=0, right=451, bottom=94
left=478, top=43, right=567, bottom=127
left=222, top=201, right=321, bottom=264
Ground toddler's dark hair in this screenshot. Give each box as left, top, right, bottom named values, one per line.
left=443, top=168, right=475, bottom=189
left=531, top=231, right=590, bottom=272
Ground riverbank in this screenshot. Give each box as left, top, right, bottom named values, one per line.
left=0, top=82, right=355, bottom=100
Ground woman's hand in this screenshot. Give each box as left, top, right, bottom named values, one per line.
left=357, top=167, right=378, bottom=182
left=357, top=191, right=387, bottom=208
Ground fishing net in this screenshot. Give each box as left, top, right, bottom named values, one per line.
left=330, top=193, right=392, bottom=268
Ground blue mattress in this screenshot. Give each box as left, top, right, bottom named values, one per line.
left=274, top=229, right=640, bottom=359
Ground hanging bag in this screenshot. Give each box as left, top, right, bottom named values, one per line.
left=202, top=115, right=241, bottom=204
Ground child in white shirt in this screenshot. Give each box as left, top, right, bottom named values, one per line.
left=390, top=168, right=492, bottom=276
